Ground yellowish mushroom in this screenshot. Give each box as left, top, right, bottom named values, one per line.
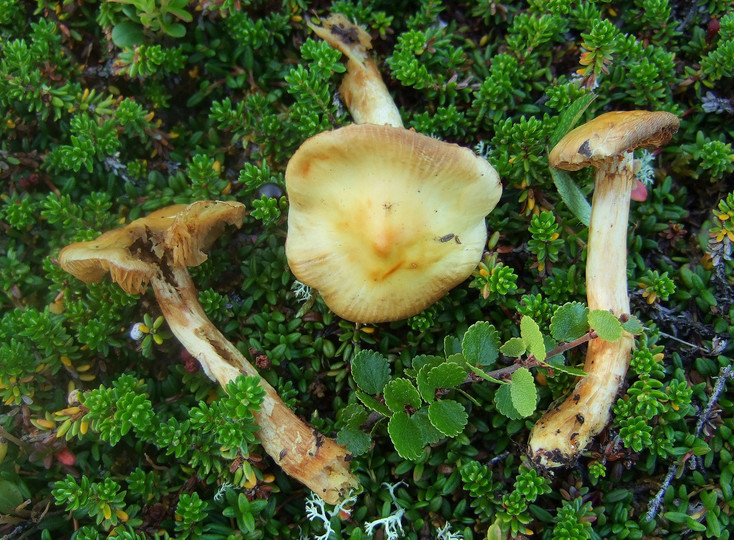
left=528, top=111, right=679, bottom=467
left=59, top=201, right=358, bottom=503
left=286, top=14, right=502, bottom=323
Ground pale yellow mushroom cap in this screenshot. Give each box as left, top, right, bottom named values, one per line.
left=549, top=110, right=679, bottom=171
left=285, top=124, right=502, bottom=323
left=58, top=201, right=246, bottom=295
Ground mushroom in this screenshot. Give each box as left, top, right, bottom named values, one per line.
left=58, top=201, right=358, bottom=504
left=286, top=15, right=502, bottom=323
left=528, top=110, right=679, bottom=467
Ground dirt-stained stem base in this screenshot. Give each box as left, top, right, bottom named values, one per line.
left=152, top=266, right=359, bottom=504
left=528, top=158, right=634, bottom=467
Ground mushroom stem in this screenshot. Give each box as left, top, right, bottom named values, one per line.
left=309, top=14, right=403, bottom=127
left=528, top=155, right=634, bottom=467
left=151, top=266, right=359, bottom=504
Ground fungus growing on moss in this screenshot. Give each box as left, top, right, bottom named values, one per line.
left=59, top=201, right=358, bottom=503
left=528, top=111, right=679, bottom=467
left=285, top=14, right=502, bottom=323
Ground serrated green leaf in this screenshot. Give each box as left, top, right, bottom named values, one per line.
left=549, top=93, right=597, bottom=148
left=427, top=362, right=468, bottom=390
left=588, top=310, right=623, bottom=342
left=337, top=427, right=372, bottom=456
left=384, top=378, right=422, bottom=413
left=356, top=391, right=392, bottom=417
left=351, top=350, right=391, bottom=394
left=550, top=302, right=590, bottom=342
left=340, top=403, right=368, bottom=429
left=417, top=364, right=436, bottom=402
left=621, top=314, right=644, bottom=335
left=413, top=406, right=443, bottom=445
left=520, top=316, right=546, bottom=362
left=462, top=321, right=500, bottom=367
left=500, top=337, right=526, bottom=358
left=405, top=354, right=440, bottom=378
left=550, top=168, right=591, bottom=227
left=494, top=384, right=522, bottom=420
left=388, top=412, right=424, bottom=461
left=428, top=399, right=468, bottom=437
left=510, top=367, right=537, bottom=418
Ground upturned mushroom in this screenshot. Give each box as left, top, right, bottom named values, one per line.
left=58, top=201, right=358, bottom=503
left=528, top=111, right=679, bottom=467
left=286, top=14, right=502, bottom=323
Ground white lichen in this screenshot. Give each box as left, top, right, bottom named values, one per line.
left=634, top=149, right=656, bottom=187
left=363, top=482, right=406, bottom=539
left=436, top=522, right=464, bottom=540
left=291, top=280, right=313, bottom=303
left=304, top=490, right=359, bottom=540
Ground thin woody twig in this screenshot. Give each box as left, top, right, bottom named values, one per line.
left=645, top=365, right=734, bottom=522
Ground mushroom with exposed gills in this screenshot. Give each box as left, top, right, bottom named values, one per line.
left=58, top=201, right=359, bottom=504
left=286, top=15, right=502, bottom=323
left=528, top=111, right=679, bottom=467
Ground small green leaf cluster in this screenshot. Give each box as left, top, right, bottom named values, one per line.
left=551, top=497, right=594, bottom=540
left=113, top=44, right=187, bottom=78
left=527, top=211, right=564, bottom=272
left=708, top=190, right=734, bottom=266
left=495, top=466, right=551, bottom=536
left=681, top=131, right=734, bottom=182
left=458, top=459, right=501, bottom=520
left=636, top=270, right=676, bottom=305
left=284, top=38, right=347, bottom=140
left=387, top=25, right=469, bottom=104
left=52, top=475, right=127, bottom=530
left=175, top=492, right=209, bottom=539
left=470, top=253, right=520, bottom=301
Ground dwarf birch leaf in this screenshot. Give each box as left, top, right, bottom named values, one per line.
left=388, top=412, right=424, bottom=461
left=500, top=337, right=526, bottom=358
left=340, top=403, right=368, bottom=429
left=494, top=384, right=522, bottom=420
left=337, top=427, right=372, bottom=456
left=621, top=314, right=644, bottom=335
left=427, top=362, right=468, bottom=390
left=412, top=407, right=443, bottom=445
left=550, top=302, right=590, bottom=342
left=428, top=400, right=468, bottom=437
left=520, top=316, right=546, bottom=362
left=412, top=355, right=444, bottom=373
left=356, top=391, right=392, bottom=417
left=384, top=378, right=422, bottom=413
left=417, top=364, right=437, bottom=402
left=510, top=367, right=537, bottom=418
left=351, top=350, right=391, bottom=394
left=588, top=310, right=623, bottom=342
left=462, top=321, right=500, bottom=367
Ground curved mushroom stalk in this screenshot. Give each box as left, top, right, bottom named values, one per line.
left=59, top=201, right=359, bottom=504
left=528, top=111, right=679, bottom=467
left=308, top=14, right=403, bottom=127
left=528, top=158, right=634, bottom=467
left=152, top=267, right=358, bottom=503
